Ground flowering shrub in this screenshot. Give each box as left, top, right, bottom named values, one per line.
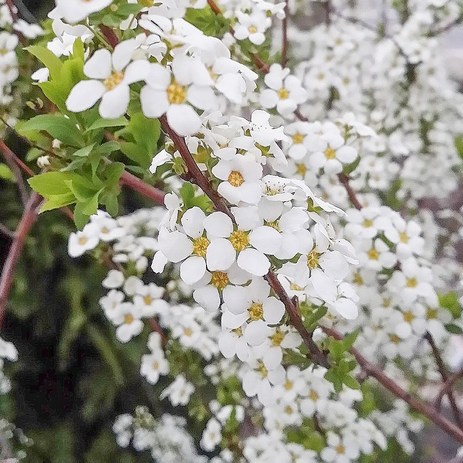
left=2, top=0, right=463, bottom=461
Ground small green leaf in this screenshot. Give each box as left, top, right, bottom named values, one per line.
left=72, top=144, right=95, bottom=158
left=86, top=117, right=128, bottom=132
left=0, top=163, right=14, bottom=181
left=445, top=323, right=463, bottom=335
left=26, top=45, right=63, bottom=80
left=18, top=115, right=85, bottom=148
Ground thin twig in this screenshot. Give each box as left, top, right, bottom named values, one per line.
left=120, top=171, right=166, bottom=205
left=322, top=326, right=463, bottom=443
left=281, top=1, right=289, bottom=67
left=338, top=173, right=363, bottom=210
left=0, top=223, right=15, bottom=239
left=435, top=370, right=463, bottom=412
left=0, top=139, right=29, bottom=205
left=5, top=0, right=18, bottom=21
left=425, top=331, right=463, bottom=428
left=0, top=193, right=41, bottom=327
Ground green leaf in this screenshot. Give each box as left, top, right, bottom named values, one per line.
left=184, top=7, right=230, bottom=36
left=86, top=117, right=128, bottom=132
left=343, top=374, right=361, bottom=390
left=0, top=163, right=14, bottom=181
left=439, top=291, right=461, bottom=318
left=120, top=141, right=151, bottom=168
left=86, top=325, right=124, bottom=385
left=445, top=323, right=463, bottom=335
left=455, top=136, right=463, bottom=159
left=40, top=193, right=76, bottom=212
left=26, top=45, right=63, bottom=80
left=72, top=144, right=95, bottom=158
left=18, top=115, right=85, bottom=148
left=28, top=171, right=76, bottom=196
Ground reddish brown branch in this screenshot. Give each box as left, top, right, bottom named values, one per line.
left=323, top=326, right=463, bottom=443
left=435, top=370, right=463, bottom=411
left=5, top=0, right=18, bottom=21
left=425, top=331, right=463, bottom=427
left=0, top=193, right=41, bottom=327
left=281, top=1, right=289, bottom=67
left=0, top=139, right=30, bottom=205
left=120, top=171, right=165, bottom=205
left=338, top=173, right=363, bottom=210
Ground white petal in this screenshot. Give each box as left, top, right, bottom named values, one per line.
left=159, top=231, right=193, bottom=263
left=263, top=297, right=285, bottom=324
left=112, top=38, right=139, bottom=71
left=99, top=84, right=130, bottom=118
left=310, top=269, right=337, bottom=304
left=66, top=80, right=106, bottom=113
left=203, top=212, right=233, bottom=238
left=180, top=256, right=206, bottom=285
left=249, top=226, right=282, bottom=254
left=206, top=238, right=235, bottom=271
left=237, top=249, right=270, bottom=276
left=123, top=59, right=150, bottom=84
left=84, top=49, right=111, bottom=79
left=333, top=298, right=358, bottom=320
left=244, top=321, right=269, bottom=346
left=223, top=285, right=249, bottom=315
left=140, top=85, right=169, bottom=118
left=193, top=286, right=220, bottom=312
left=181, top=206, right=205, bottom=238
left=167, top=104, right=202, bottom=137
left=187, top=85, right=216, bottom=110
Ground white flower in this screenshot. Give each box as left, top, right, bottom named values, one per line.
left=160, top=375, right=195, bottom=406
left=321, top=432, right=360, bottom=463
left=234, top=11, right=270, bottom=45
left=54, top=0, right=113, bottom=24
left=66, top=39, right=149, bottom=118
left=260, top=64, right=308, bottom=116
left=68, top=224, right=99, bottom=257
left=200, top=418, right=222, bottom=451
left=309, top=122, right=357, bottom=174
left=110, top=302, right=144, bottom=343
left=141, top=351, right=169, bottom=385
left=212, top=157, right=263, bottom=205
left=141, top=55, right=214, bottom=136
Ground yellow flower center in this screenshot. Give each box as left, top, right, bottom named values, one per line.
left=78, top=236, right=88, bottom=245
left=104, top=71, right=124, bottom=90
left=383, top=297, right=391, bottom=308
left=403, top=310, right=414, bottom=322
left=193, top=236, right=209, bottom=257
left=183, top=327, right=193, bottom=337
left=227, top=170, right=244, bottom=187
left=362, top=219, right=373, bottom=228
left=229, top=230, right=249, bottom=251
left=271, top=330, right=285, bottom=346
left=290, top=282, right=303, bottom=291
left=258, top=362, right=268, bottom=378
left=167, top=81, right=187, bottom=104
left=367, top=248, right=379, bottom=260
left=284, top=380, right=293, bottom=390
left=264, top=220, right=280, bottom=231
left=248, top=25, right=257, bottom=34
left=124, top=314, right=134, bottom=325
left=143, top=295, right=153, bottom=305
left=278, top=88, right=289, bottom=99
left=353, top=272, right=363, bottom=286
left=309, top=389, right=319, bottom=401
left=399, top=232, right=409, bottom=243
left=292, top=133, right=305, bottom=144
left=296, top=163, right=307, bottom=176
left=232, top=327, right=243, bottom=336
left=324, top=147, right=337, bottom=159
left=210, top=271, right=229, bottom=290
left=307, top=249, right=319, bottom=269
left=248, top=302, right=264, bottom=321
left=427, top=307, right=438, bottom=320
left=284, top=405, right=294, bottom=415
left=139, top=0, right=155, bottom=6
left=389, top=334, right=401, bottom=344
left=336, top=444, right=346, bottom=455
left=406, top=278, right=417, bottom=288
